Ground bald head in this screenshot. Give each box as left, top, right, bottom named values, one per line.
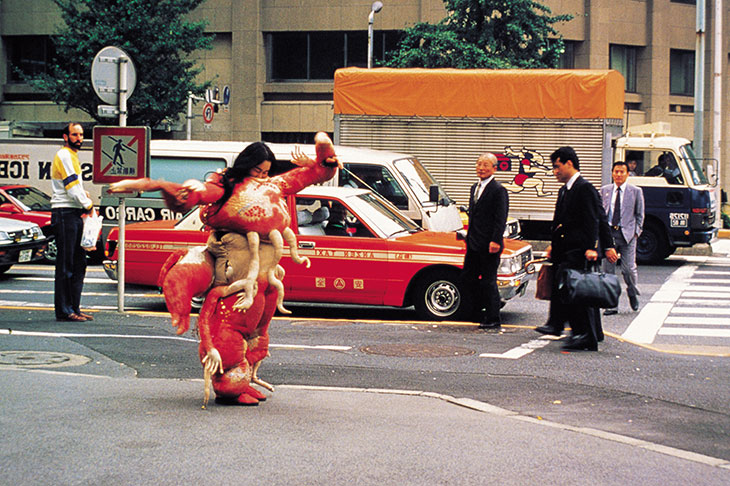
left=476, top=152, right=498, bottom=180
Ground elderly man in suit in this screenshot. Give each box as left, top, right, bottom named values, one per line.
left=462, top=152, right=509, bottom=330
left=601, top=161, right=645, bottom=315
left=535, top=147, right=617, bottom=351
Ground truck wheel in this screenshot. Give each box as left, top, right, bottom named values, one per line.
left=413, top=271, right=471, bottom=321
left=637, top=221, right=669, bottom=264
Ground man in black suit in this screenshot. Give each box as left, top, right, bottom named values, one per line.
left=462, top=153, right=509, bottom=330
left=534, top=147, right=617, bottom=351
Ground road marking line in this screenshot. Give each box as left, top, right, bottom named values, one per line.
left=694, top=270, right=730, bottom=275
left=682, top=291, right=730, bottom=298
left=479, top=338, right=551, bottom=359
left=674, top=299, right=730, bottom=306
left=658, top=328, right=730, bottom=337
left=622, top=302, right=674, bottom=343
left=670, top=307, right=730, bottom=315
left=14, top=276, right=116, bottom=284
left=665, top=316, right=730, bottom=325
left=685, top=278, right=730, bottom=283
left=685, top=284, right=730, bottom=291
left=0, top=329, right=351, bottom=351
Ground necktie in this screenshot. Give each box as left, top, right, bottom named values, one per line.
left=612, top=187, right=621, bottom=226
left=476, top=181, right=485, bottom=200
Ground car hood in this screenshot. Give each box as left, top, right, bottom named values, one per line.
left=394, top=230, right=529, bottom=256
left=0, top=216, right=40, bottom=231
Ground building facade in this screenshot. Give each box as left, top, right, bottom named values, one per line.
left=1, top=0, right=728, bottom=189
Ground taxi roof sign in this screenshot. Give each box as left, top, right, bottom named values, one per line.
left=92, top=126, right=150, bottom=184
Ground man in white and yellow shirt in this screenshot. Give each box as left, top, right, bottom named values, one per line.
left=51, top=122, right=94, bottom=322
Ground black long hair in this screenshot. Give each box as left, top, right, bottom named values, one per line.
left=217, top=142, right=277, bottom=206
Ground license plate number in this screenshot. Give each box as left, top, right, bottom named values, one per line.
left=19, top=249, right=32, bottom=263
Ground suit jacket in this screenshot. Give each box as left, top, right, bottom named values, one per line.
left=551, top=175, right=604, bottom=264
left=466, top=178, right=508, bottom=253
left=600, top=183, right=645, bottom=242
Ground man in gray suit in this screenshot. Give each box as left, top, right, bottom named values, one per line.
left=601, top=161, right=645, bottom=315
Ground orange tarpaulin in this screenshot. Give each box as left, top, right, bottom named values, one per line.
left=334, top=67, right=625, bottom=120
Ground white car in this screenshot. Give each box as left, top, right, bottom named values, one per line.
left=0, top=217, right=48, bottom=274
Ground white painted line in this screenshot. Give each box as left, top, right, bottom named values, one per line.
left=685, top=285, right=730, bottom=292
left=675, top=299, right=730, bottom=306
left=479, top=338, right=551, bottom=359
left=0, top=329, right=351, bottom=351
left=686, top=278, right=730, bottom=284
left=658, top=328, right=730, bottom=337
left=694, top=270, right=730, bottom=275
left=0, top=289, right=158, bottom=297
left=622, top=302, right=674, bottom=343
left=670, top=307, right=730, bottom=315
left=682, top=291, right=730, bottom=298
left=665, top=316, right=730, bottom=325
left=14, top=276, right=116, bottom=284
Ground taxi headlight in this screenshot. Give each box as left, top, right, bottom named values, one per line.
left=0, top=231, right=10, bottom=244
left=31, top=226, right=43, bottom=239
left=498, top=256, right=521, bottom=275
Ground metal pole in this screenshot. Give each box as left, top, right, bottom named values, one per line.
left=368, top=11, right=375, bottom=69
left=712, top=0, right=723, bottom=226
left=693, top=0, right=705, bottom=159
left=117, top=56, right=128, bottom=312
left=187, top=92, right=193, bottom=140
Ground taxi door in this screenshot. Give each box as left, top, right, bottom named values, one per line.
left=282, top=195, right=391, bottom=305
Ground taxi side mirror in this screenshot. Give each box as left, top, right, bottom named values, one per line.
left=429, top=185, right=439, bottom=204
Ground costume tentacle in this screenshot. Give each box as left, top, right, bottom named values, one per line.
left=282, top=227, right=310, bottom=268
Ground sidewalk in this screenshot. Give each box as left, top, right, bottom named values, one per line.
left=1, top=367, right=729, bottom=485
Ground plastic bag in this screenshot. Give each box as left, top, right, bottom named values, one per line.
left=81, top=209, right=103, bottom=251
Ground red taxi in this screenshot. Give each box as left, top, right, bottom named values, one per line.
left=103, top=187, right=534, bottom=321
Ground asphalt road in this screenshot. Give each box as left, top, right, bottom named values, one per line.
left=1, top=246, right=730, bottom=484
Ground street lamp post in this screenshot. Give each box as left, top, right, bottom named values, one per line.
left=367, top=1, right=384, bottom=68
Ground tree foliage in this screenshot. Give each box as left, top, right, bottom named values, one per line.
left=383, top=0, right=573, bottom=69
left=25, top=0, right=213, bottom=127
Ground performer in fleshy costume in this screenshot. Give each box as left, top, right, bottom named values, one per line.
left=109, top=133, right=338, bottom=406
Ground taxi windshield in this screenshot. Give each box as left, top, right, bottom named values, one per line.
left=393, top=157, right=452, bottom=205
left=350, top=192, right=420, bottom=238
left=679, top=144, right=709, bottom=185
left=4, top=186, right=51, bottom=211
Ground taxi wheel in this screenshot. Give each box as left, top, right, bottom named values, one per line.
left=413, top=272, right=471, bottom=321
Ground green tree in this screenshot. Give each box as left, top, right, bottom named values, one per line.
left=384, top=0, right=572, bottom=69
left=24, top=0, right=213, bottom=127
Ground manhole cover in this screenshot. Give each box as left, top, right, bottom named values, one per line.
left=360, top=343, right=474, bottom=357
left=0, top=351, right=91, bottom=368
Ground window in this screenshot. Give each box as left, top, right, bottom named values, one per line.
left=610, top=44, right=638, bottom=93
left=558, top=41, right=576, bottom=69
left=670, top=49, right=695, bottom=96
left=338, top=163, right=409, bottom=210
left=5, top=35, right=56, bottom=82
left=267, top=31, right=399, bottom=81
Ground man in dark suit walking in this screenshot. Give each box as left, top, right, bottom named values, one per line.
left=534, top=147, right=617, bottom=351
left=462, top=152, right=509, bottom=330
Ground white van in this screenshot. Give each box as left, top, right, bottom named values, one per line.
left=99, top=140, right=466, bottom=241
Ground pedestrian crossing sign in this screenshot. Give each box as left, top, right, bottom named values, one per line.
left=92, top=126, right=150, bottom=184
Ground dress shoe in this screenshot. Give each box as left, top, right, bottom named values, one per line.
left=629, top=294, right=639, bottom=311
left=78, top=312, right=94, bottom=321
left=561, top=335, right=598, bottom=352
left=535, top=325, right=562, bottom=336
left=478, top=321, right=501, bottom=331
left=603, top=308, right=618, bottom=316
left=56, top=313, right=87, bottom=322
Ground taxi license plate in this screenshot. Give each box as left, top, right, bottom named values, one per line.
left=19, top=249, right=32, bottom=263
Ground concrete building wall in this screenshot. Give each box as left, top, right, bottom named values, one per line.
left=0, top=0, right=728, bottom=190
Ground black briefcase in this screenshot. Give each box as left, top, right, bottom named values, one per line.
left=557, top=264, right=621, bottom=308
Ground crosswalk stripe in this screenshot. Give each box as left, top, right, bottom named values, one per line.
left=670, top=307, right=730, bottom=315
left=684, top=285, right=730, bottom=292
left=682, top=291, right=730, bottom=298
left=686, top=278, right=730, bottom=284
left=665, top=316, right=730, bottom=325
left=675, top=299, right=730, bottom=306
left=658, top=328, right=730, bottom=337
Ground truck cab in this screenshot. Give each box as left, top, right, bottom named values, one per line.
left=615, top=123, right=718, bottom=262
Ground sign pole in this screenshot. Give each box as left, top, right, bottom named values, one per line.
left=117, top=56, right=128, bottom=312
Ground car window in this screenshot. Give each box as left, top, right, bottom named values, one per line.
left=4, top=186, right=52, bottom=211
left=146, top=156, right=227, bottom=199
left=295, top=197, right=374, bottom=238
left=339, top=163, right=409, bottom=210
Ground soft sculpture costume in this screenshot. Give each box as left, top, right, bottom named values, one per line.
left=110, top=133, right=337, bottom=406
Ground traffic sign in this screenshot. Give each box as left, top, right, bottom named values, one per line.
left=91, top=46, right=137, bottom=105
left=202, top=102, right=215, bottom=125
left=92, top=126, right=150, bottom=184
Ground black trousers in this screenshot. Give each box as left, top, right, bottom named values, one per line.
left=461, top=247, right=501, bottom=324
left=52, top=208, right=87, bottom=318
left=546, top=256, right=602, bottom=345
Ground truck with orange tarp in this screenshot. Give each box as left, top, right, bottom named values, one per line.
left=333, top=67, right=718, bottom=262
